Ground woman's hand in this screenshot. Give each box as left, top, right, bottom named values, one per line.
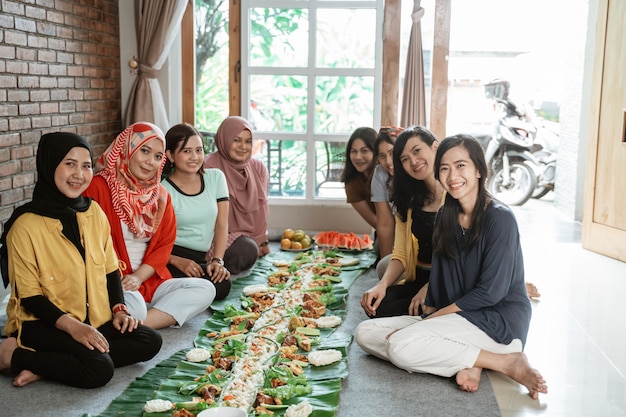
left=58, top=316, right=109, bottom=353
left=113, top=311, right=141, bottom=334
left=184, top=261, right=204, bottom=278
left=206, top=261, right=230, bottom=283
left=408, top=283, right=429, bottom=316
left=259, top=242, right=270, bottom=257
left=360, top=283, right=387, bottom=317
left=172, top=256, right=205, bottom=278
left=121, top=274, right=143, bottom=291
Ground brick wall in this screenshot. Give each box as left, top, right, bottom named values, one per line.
left=0, top=0, right=122, bottom=229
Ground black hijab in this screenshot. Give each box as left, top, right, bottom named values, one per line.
left=1, top=132, right=93, bottom=287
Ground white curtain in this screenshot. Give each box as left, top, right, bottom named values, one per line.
left=400, top=0, right=427, bottom=127
left=124, top=0, right=187, bottom=130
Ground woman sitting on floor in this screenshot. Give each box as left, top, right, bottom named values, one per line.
left=356, top=134, right=548, bottom=398
left=84, top=122, right=216, bottom=330
left=0, top=132, right=161, bottom=388
left=371, top=126, right=403, bottom=276
left=361, top=126, right=443, bottom=318
left=204, top=116, right=270, bottom=273
left=162, top=123, right=231, bottom=300
left=341, top=127, right=378, bottom=234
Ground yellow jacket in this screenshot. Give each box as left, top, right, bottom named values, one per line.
left=390, top=208, right=419, bottom=283
left=5, top=202, right=119, bottom=344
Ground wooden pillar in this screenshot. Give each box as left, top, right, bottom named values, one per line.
left=381, top=0, right=401, bottom=127
left=229, top=0, right=241, bottom=116
left=430, top=0, right=451, bottom=139
left=181, top=0, right=195, bottom=125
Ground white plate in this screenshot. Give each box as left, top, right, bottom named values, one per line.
left=197, top=407, right=247, bottom=417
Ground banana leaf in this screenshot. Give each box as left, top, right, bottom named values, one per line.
left=87, top=250, right=373, bottom=417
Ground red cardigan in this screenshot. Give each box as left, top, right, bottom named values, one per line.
left=84, top=176, right=175, bottom=303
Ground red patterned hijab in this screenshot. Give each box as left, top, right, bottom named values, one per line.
left=96, top=122, right=168, bottom=239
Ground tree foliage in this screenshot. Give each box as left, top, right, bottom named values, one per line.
left=195, top=0, right=227, bottom=91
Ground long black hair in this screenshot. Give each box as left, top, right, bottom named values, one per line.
left=390, top=126, right=439, bottom=222
left=340, top=127, right=377, bottom=183
left=432, top=134, right=491, bottom=258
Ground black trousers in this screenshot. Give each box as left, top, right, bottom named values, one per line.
left=11, top=319, right=162, bottom=388
left=368, top=269, right=431, bottom=318
left=167, top=235, right=259, bottom=300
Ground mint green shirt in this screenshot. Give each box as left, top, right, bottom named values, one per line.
left=162, top=169, right=229, bottom=252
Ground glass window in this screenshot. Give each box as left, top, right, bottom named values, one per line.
left=315, top=140, right=346, bottom=198
left=250, top=8, right=309, bottom=68
left=315, top=76, right=375, bottom=133
left=257, top=139, right=307, bottom=197
left=249, top=75, right=308, bottom=133
left=316, top=8, right=376, bottom=68
left=242, top=0, right=383, bottom=202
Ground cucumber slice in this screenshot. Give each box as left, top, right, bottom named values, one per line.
left=323, top=275, right=341, bottom=283
left=291, top=359, right=309, bottom=367
left=295, top=327, right=320, bottom=336
left=262, top=404, right=289, bottom=410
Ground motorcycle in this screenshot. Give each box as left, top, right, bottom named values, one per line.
left=484, top=104, right=538, bottom=206
left=482, top=79, right=558, bottom=205
left=530, top=119, right=559, bottom=199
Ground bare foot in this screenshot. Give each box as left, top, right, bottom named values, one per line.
left=456, top=367, right=482, bottom=392
left=13, top=369, right=41, bottom=387
left=526, top=282, right=541, bottom=299
left=504, top=352, right=548, bottom=399
left=0, top=337, right=18, bottom=371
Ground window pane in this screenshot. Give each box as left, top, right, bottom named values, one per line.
left=250, top=75, right=308, bottom=132
left=315, top=76, right=375, bottom=133
left=316, top=9, right=376, bottom=68
left=316, top=141, right=346, bottom=198
left=259, top=139, right=307, bottom=197
left=250, top=8, right=309, bottom=67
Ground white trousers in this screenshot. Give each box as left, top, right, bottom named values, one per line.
left=124, top=277, right=215, bottom=327
left=355, top=313, right=522, bottom=377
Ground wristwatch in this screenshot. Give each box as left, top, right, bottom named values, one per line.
left=210, top=257, right=224, bottom=266
left=113, top=304, right=130, bottom=316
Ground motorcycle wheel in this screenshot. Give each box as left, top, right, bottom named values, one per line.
left=532, top=162, right=556, bottom=199
left=488, top=161, right=537, bottom=206
left=532, top=186, right=551, bottom=199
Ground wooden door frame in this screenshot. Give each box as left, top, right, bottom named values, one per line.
left=181, top=0, right=242, bottom=124
left=582, top=0, right=626, bottom=262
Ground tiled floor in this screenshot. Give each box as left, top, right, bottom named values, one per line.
left=492, top=195, right=626, bottom=417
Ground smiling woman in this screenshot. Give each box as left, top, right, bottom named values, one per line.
left=0, top=132, right=162, bottom=388
left=341, top=127, right=378, bottom=231
left=84, top=122, right=217, bottom=331
left=204, top=116, right=270, bottom=272
left=161, top=123, right=233, bottom=300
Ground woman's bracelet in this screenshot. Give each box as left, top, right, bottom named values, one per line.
left=210, top=257, right=224, bottom=266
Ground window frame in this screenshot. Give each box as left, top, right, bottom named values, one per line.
left=240, top=0, right=384, bottom=205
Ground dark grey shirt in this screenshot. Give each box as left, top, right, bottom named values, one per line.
left=426, top=202, right=531, bottom=346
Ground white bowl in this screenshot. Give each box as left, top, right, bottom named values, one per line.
left=197, top=407, right=247, bottom=417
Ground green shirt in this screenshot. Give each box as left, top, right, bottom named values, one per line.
left=162, top=169, right=229, bottom=252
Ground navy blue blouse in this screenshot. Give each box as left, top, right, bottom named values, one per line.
left=425, top=201, right=532, bottom=347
